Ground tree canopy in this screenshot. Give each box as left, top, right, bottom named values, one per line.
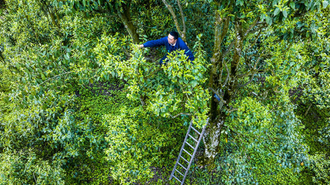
left=0, top=0, right=329, bottom=184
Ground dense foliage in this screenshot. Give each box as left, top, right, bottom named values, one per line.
left=0, top=0, right=329, bottom=184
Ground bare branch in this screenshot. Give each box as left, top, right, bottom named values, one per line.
left=176, top=0, right=186, bottom=41
left=208, top=87, right=226, bottom=104
left=222, top=39, right=235, bottom=59
left=38, top=71, right=76, bottom=86
left=162, top=0, right=184, bottom=41
left=33, top=172, right=37, bottom=184
left=139, top=96, right=145, bottom=106
left=237, top=53, right=264, bottom=88
left=170, top=112, right=191, bottom=118
left=218, top=67, right=223, bottom=85
left=243, top=19, right=259, bottom=38
left=248, top=28, right=262, bottom=51
left=304, top=104, right=312, bottom=116
left=222, top=61, right=230, bottom=88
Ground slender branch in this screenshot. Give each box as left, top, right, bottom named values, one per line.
left=38, top=71, right=76, bottom=86
left=222, top=39, right=235, bottom=59
left=218, top=67, right=223, bottom=85
left=222, top=61, right=230, bottom=88
left=248, top=28, right=262, bottom=51
left=237, top=53, right=264, bottom=88
left=238, top=74, right=255, bottom=88
left=208, top=87, right=226, bottom=104
left=170, top=112, right=191, bottom=118
left=33, top=172, right=37, bottom=184
left=139, top=96, right=145, bottom=106
left=243, top=18, right=259, bottom=38
left=0, top=53, right=5, bottom=64
left=179, top=83, right=189, bottom=99
left=304, top=104, right=312, bottom=116
left=227, top=108, right=238, bottom=114
left=176, top=0, right=186, bottom=41
left=162, top=0, right=184, bottom=41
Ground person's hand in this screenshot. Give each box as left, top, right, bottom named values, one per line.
left=138, top=44, right=144, bottom=49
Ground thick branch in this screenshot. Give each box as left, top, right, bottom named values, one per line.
left=162, top=0, right=185, bottom=41
left=176, top=0, right=186, bottom=41
left=116, top=3, right=140, bottom=43
left=231, top=21, right=243, bottom=77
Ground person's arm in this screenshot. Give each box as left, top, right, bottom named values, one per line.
left=142, top=37, right=167, bottom=48
left=178, top=38, right=195, bottom=61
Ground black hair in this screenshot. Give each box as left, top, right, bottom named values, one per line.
left=169, top=31, right=179, bottom=40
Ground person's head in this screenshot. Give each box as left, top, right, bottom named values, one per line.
left=168, top=31, right=179, bottom=45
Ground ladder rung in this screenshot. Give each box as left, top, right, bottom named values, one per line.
left=178, top=162, right=187, bottom=170
left=191, top=126, right=201, bottom=135
left=188, top=134, right=198, bottom=142
left=175, top=169, right=184, bottom=177
left=180, top=156, right=189, bottom=163
left=185, top=141, right=195, bottom=149
left=183, top=149, right=192, bottom=157
left=172, top=175, right=182, bottom=183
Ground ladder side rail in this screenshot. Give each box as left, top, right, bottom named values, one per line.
left=169, top=120, right=194, bottom=181
left=191, top=126, right=201, bottom=135
left=181, top=118, right=209, bottom=185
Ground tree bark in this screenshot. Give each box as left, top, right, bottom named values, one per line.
left=37, top=0, right=60, bottom=28
left=116, top=2, right=140, bottom=43
left=209, top=13, right=229, bottom=120
left=162, top=0, right=186, bottom=42
left=202, top=12, right=231, bottom=165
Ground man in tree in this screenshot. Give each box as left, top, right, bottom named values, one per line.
left=139, top=31, right=194, bottom=65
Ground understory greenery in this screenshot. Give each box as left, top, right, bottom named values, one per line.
left=0, top=0, right=329, bottom=184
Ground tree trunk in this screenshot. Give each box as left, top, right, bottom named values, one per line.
left=203, top=13, right=232, bottom=166
left=201, top=118, right=223, bottom=165
left=117, top=2, right=140, bottom=44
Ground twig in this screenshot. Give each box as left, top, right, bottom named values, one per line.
left=222, top=40, right=235, bottom=59
left=222, top=62, right=230, bottom=88
left=304, top=104, right=312, bottom=116
left=33, top=172, right=37, bottom=184
left=243, top=19, right=259, bottom=38
left=208, top=87, right=226, bottom=104
left=139, top=96, right=145, bottom=106
left=38, top=71, right=76, bottom=86
left=170, top=112, right=191, bottom=118
left=227, top=108, right=238, bottom=114
left=248, top=28, right=262, bottom=51
left=179, top=83, right=189, bottom=99
left=237, top=52, right=264, bottom=88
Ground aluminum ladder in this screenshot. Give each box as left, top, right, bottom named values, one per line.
left=169, top=118, right=209, bottom=184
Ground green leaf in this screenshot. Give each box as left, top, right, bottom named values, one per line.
left=323, top=1, right=329, bottom=8
left=290, top=2, right=295, bottom=9
left=274, top=8, right=280, bottom=16
left=266, top=16, right=272, bottom=25
left=190, top=80, right=198, bottom=87
left=41, top=73, right=46, bottom=80
left=283, top=10, right=288, bottom=18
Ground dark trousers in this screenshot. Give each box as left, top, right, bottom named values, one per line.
left=159, top=55, right=168, bottom=65
left=159, top=54, right=193, bottom=65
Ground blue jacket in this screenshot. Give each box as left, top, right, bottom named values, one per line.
left=143, top=37, right=195, bottom=61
